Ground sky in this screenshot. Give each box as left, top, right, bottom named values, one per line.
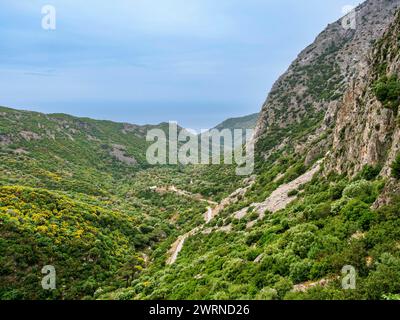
left=0, top=0, right=360, bottom=130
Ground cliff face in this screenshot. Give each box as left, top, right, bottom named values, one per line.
left=254, top=0, right=400, bottom=164
left=326, top=12, right=400, bottom=177
left=323, top=9, right=400, bottom=207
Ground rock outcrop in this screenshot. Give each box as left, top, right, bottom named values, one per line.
left=254, top=0, right=400, bottom=165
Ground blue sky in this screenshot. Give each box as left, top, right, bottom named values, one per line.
left=0, top=0, right=359, bottom=129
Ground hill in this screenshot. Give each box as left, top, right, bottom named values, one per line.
left=2, top=0, right=400, bottom=301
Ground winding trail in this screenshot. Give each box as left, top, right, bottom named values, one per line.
left=166, top=227, right=201, bottom=265
left=166, top=236, right=187, bottom=265
left=166, top=206, right=212, bottom=265
left=165, top=183, right=254, bottom=265
left=164, top=162, right=322, bottom=265
left=151, top=185, right=217, bottom=206
left=205, top=207, right=213, bottom=223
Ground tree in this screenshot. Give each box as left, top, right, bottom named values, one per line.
left=391, top=154, right=400, bottom=179
left=373, top=75, right=400, bottom=110
left=119, top=256, right=145, bottom=287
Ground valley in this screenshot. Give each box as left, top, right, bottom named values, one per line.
left=1, top=0, right=400, bottom=301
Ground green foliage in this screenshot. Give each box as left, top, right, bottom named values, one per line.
left=1, top=98, right=400, bottom=301
left=289, top=260, right=313, bottom=283
left=342, top=180, right=378, bottom=204
left=373, top=75, right=400, bottom=111
left=0, top=186, right=143, bottom=299
left=358, top=164, right=382, bottom=181
left=340, top=199, right=377, bottom=231
left=363, top=253, right=400, bottom=300
left=391, top=153, right=400, bottom=179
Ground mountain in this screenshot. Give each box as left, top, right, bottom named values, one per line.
left=254, top=0, right=400, bottom=166
left=214, top=113, right=259, bottom=132
left=2, top=0, right=400, bottom=301
left=0, top=106, right=240, bottom=299
left=102, top=0, right=400, bottom=300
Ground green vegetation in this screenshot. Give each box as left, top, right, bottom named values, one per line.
left=0, top=106, right=233, bottom=300
left=358, top=164, right=382, bottom=181
left=2, top=5, right=400, bottom=301
left=0, top=186, right=143, bottom=299
left=103, top=170, right=400, bottom=300
left=392, top=153, right=400, bottom=179
left=1, top=92, right=400, bottom=301
left=213, top=113, right=259, bottom=131
left=373, top=75, right=400, bottom=111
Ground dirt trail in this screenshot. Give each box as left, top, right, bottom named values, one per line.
left=166, top=235, right=187, bottom=265
left=165, top=161, right=322, bottom=264
left=165, top=183, right=254, bottom=265
left=151, top=185, right=218, bottom=206
left=166, top=206, right=218, bottom=265
left=166, top=227, right=201, bottom=265
left=204, top=207, right=213, bottom=223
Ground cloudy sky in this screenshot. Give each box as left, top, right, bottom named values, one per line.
left=0, top=0, right=359, bottom=129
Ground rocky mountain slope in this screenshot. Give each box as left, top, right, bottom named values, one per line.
left=0, top=107, right=241, bottom=299
left=254, top=0, right=400, bottom=166
left=325, top=7, right=400, bottom=188
left=2, top=0, right=400, bottom=301
left=105, top=0, right=400, bottom=300
left=214, top=113, right=259, bottom=132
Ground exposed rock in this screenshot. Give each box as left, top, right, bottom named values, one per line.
left=13, top=148, right=29, bottom=155
left=292, top=278, right=334, bottom=293
left=19, top=131, right=41, bottom=141
left=110, top=144, right=137, bottom=166
left=244, top=159, right=323, bottom=229
left=254, top=0, right=400, bottom=163
left=325, top=8, right=400, bottom=180
left=0, top=134, right=13, bottom=146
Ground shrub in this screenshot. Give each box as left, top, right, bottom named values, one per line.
left=343, top=180, right=377, bottom=204
left=340, top=199, right=377, bottom=231
left=329, top=181, right=346, bottom=200
left=289, top=260, right=313, bottom=283
left=373, top=75, right=400, bottom=111
left=255, top=288, right=278, bottom=300
left=391, top=153, right=400, bottom=179
left=274, top=277, right=293, bottom=299
left=364, top=253, right=400, bottom=299
left=310, top=203, right=332, bottom=220
left=359, top=164, right=381, bottom=181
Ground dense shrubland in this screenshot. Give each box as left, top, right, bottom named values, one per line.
left=99, top=162, right=400, bottom=300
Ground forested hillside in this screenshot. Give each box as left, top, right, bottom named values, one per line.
left=104, top=0, right=400, bottom=300
left=1, top=0, right=400, bottom=301
left=0, top=107, right=241, bottom=299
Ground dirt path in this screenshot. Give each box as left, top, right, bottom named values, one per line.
left=165, top=161, right=322, bottom=264
left=165, top=184, right=254, bottom=265
left=166, top=235, right=187, bottom=265
left=151, top=185, right=218, bottom=206
left=166, top=205, right=214, bottom=265
left=204, top=207, right=213, bottom=223
left=166, top=227, right=201, bottom=265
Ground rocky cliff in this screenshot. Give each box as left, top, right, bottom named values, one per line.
left=326, top=9, right=400, bottom=176
left=254, top=0, right=400, bottom=167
